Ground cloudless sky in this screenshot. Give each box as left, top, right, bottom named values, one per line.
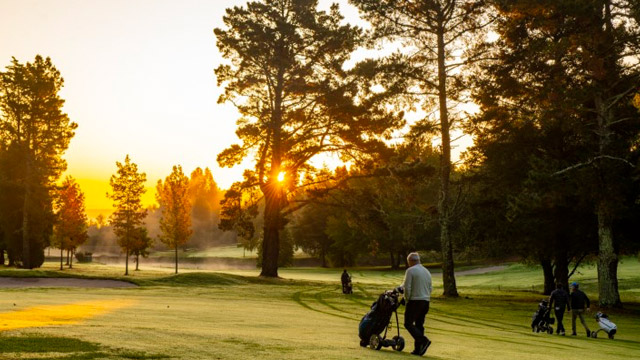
left=0, top=0, right=469, bottom=217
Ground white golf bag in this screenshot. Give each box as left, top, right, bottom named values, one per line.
left=591, top=312, right=617, bottom=339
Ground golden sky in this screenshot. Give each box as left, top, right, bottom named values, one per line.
left=0, top=0, right=362, bottom=215
left=1, top=0, right=470, bottom=217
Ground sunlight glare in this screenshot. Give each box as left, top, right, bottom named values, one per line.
left=277, top=171, right=286, bottom=182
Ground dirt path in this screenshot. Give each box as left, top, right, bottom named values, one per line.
left=0, top=277, right=137, bottom=288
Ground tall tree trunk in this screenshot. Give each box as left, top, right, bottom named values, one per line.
left=69, top=249, right=73, bottom=269
left=541, top=257, right=555, bottom=295
left=594, top=91, right=622, bottom=308
left=136, top=254, right=140, bottom=271
left=436, top=19, right=458, bottom=297
left=553, top=251, right=569, bottom=292
left=22, top=181, right=31, bottom=269
left=66, top=249, right=70, bottom=266
left=60, top=247, right=64, bottom=271
left=592, top=0, right=621, bottom=309
left=596, top=201, right=621, bottom=307
left=174, top=244, right=178, bottom=274
left=8, top=249, right=15, bottom=267
left=261, top=187, right=281, bottom=277
left=125, top=248, right=129, bottom=276
left=389, top=252, right=397, bottom=270
left=259, top=65, right=284, bottom=278
left=0, top=249, right=4, bottom=266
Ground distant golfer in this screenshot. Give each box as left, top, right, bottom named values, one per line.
left=548, top=283, right=570, bottom=335
left=569, top=282, right=591, bottom=337
left=401, top=252, right=432, bottom=356
left=341, top=269, right=352, bottom=294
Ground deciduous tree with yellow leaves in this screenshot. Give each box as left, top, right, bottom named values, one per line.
left=156, top=165, right=192, bottom=274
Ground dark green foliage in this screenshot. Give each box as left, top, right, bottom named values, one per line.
left=289, top=144, right=439, bottom=268
left=468, top=0, right=640, bottom=300
left=0, top=55, right=76, bottom=269
left=290, top=202, right=333, bottom=267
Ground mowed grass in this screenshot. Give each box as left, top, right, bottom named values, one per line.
left=0, top=259, right=639, bottom=359
left=149, top=245, right=308, bottom=259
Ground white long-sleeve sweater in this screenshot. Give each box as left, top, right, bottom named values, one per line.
left=402, top=264, right=432, bottom=301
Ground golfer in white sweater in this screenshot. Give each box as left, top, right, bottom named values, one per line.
left=401, top=252, right=432, bottom=356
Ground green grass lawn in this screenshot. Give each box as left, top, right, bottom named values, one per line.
left=0, top=259, right=639, bottom=359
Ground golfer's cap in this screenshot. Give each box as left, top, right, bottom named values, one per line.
left=570, top=282, right=579, bottom=288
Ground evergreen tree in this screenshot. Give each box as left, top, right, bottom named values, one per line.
left=0, top=55, right=77, bottom=269
left=471, top=0, right=640, bottom=304
left=107, top=155, right=147, bottom=276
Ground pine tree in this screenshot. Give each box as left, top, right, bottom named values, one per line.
left=215, top=0, right=402, bottom=277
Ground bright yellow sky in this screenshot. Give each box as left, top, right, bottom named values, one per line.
left=0, top=0, right=470, bottom=217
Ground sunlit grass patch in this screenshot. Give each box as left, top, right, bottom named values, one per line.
left=0, top=299, right=136, bottom=332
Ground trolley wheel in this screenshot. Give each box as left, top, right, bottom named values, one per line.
left=547, top=326, right=553, bottom=334
left=392, top=336, right=405, bottom=352
left=369, top=334, right=382, bottom=350
left=360, top=339, right=368, bottom=347
left=592, top=332, right=598, bottom=339
left=535, top=326, right=541, bottom=333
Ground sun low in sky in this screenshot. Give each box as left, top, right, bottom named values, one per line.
left=0, top=0, right=358, bottom=214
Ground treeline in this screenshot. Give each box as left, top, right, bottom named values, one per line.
left=0, top=55, right=234, bottom=273
left=83, top=166, right=232, bottom=257
left=215, top=0, right=640, bottom=307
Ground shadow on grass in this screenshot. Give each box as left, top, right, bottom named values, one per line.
left=0, top=335, right=169, bottom=360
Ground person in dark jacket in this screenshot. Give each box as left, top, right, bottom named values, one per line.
left=549, top=283, right=570, bottom=335
left=569, top=282, right=591, bottom=337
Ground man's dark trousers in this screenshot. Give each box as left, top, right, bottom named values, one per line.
left=554, top=308, right=565, bottom=334
left=404, top=300, right=430, bottom=351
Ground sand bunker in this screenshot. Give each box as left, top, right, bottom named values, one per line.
left=0, top=277, right=137, bottom=288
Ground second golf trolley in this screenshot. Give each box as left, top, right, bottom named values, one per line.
left=358, top=287, right=406, bottom=352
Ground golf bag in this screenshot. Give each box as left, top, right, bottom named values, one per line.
left=531, top=299, right=555, bottom=334
left=591, top=312, right=617, bottom=339
left=342, top=278, right=353, bottom=294
left=358, top=288, right=405, bottom=352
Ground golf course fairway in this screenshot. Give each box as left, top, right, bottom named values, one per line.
left=0, top=259, right=638, bottom=359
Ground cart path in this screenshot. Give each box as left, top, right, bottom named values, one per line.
left=0, top=277, right=137, bottom=288
left=455, top=265, right=507, bottom=276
